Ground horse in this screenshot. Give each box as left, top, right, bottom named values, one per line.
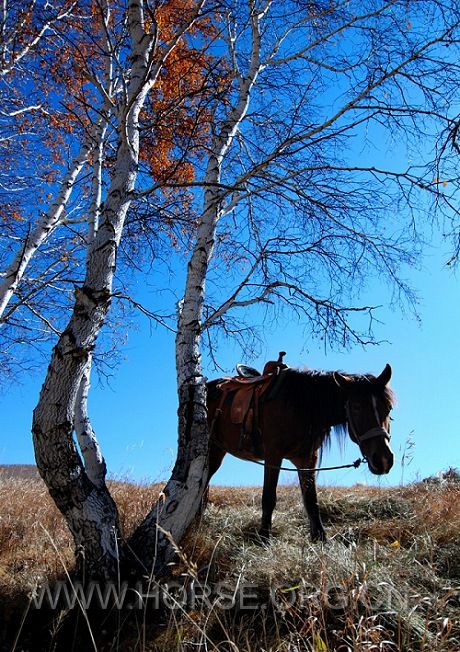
left=206, top=363, right=395, bottom=542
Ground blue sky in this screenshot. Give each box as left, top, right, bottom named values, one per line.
left=1, top=233, right=458, bottom=488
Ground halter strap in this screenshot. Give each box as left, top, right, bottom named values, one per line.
left=357, top=426, right=390, bottom=443
left=346, top=400, right=390, bottom=446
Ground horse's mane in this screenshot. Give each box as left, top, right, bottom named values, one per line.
left=277, top=367, right=395, bottom=452
left=273, top=369, right=345, bottom=452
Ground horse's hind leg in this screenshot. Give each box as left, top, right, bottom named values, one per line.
left=291, top=453, right=326, bottom=542
left=259, top=457, right=281, bottom=541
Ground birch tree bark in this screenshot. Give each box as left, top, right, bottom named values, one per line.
left=128, top=4, right=265, bottom=574
left=32, top=0, right=157, bottom=581
left=73, top=135, right=108, bottom=490
left=74, top=356, right=107, bottom=488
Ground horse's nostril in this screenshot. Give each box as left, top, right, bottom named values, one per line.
left=371, top=455, right=383, bottom=472
left=371, top=452, right=394, bottom=474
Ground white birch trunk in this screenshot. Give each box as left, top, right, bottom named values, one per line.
left=74, top=359, right=107, bottom=491
left=129, top=9, right=263, bottom=575
left=87, top=124, right=106, bottom=249
left=72, top=1, right=113, bottom=488
left=128, top=171, right=221, bottom=574
left=73, top=125, right=108, bottom=487
left=32, top=0, right=155, bottom=581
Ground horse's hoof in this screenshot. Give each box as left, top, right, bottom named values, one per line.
left=257, top=529, right=271, bottom=545
left=311, top=530, right=327, bottom=543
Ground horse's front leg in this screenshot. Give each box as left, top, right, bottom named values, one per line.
left=259, top=458, right=281, bottom=541
left=291, top=453, right=326, bottom=542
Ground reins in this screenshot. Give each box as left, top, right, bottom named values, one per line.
left=210, top=433, right=367, bottom=473
left=236, top=456, right=366, bottom=473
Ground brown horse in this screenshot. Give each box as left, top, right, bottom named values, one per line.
left=206, top=364, right=395, bottom=542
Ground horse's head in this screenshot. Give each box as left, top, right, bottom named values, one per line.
left=333, top=364, right=395, bottom=475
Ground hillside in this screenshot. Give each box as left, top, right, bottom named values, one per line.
left=0, top=465, right=39, bottom=480
left=0, top=476, right=459, bottom=651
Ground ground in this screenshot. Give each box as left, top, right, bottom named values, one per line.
left=0, top=467, right=459, bottom=651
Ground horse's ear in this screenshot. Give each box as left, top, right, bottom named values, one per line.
left=375, top=363, right=392, bottom=387
left=333, top=371, right=353, bottom=390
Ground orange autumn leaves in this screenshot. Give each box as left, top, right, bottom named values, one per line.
left=141, top=44, right=213, bottom=187
left=46, top=0, right=226, bottom=189
left=141, top=0, right=226, bottom=187
left=42, top=2, right=113, bottom=134
left=2, top=0, right=227, bottom=214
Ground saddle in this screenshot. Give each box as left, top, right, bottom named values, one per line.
left=216, top=352, right=288, bottom=452
left=235, top=350, right=288, bottom=378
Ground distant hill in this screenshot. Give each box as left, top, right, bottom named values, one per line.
left=0, top=464, right=39, bottom=479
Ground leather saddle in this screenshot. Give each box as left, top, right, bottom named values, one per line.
left=216, top=352, right=288, bottom=446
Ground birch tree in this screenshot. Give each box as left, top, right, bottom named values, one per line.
left=0, top=1, right=115, bottom=380
left=6, top=0, right=459, bottom=588
left=0, top=0, right=216, bottom=379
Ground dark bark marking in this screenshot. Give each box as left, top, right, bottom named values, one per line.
left=77, top=285, right=112, bottom=307
left=166, top=499, right=178, bottom=514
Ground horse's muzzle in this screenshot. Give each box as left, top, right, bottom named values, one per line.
left=368, top=449, right=394, bottom=475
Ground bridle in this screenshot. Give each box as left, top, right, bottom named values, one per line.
left=345, top=394, right=391, bottom=449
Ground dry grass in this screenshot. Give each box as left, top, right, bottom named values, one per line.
left=177, top=482, right=460, bottom=651
left=0, top=477, right=73, bottom=598
left=0, top=475, right=459, bottom=651
left=0, top=478, right=165, bottom=600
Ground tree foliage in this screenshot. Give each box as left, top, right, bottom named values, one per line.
left=0, top=0, right=221, bottom=378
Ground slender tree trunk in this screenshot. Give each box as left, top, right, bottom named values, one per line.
left=128, top=172, right=220, bottom=574
left=32, top=0, right=155, bottom=581
left=72, top=125, right=108, bottom=489
left=32, top=140, right=143, bottom=580
left=128, top=19, right=261, bottom=570
left=74, top=356, right=107, bottom=488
